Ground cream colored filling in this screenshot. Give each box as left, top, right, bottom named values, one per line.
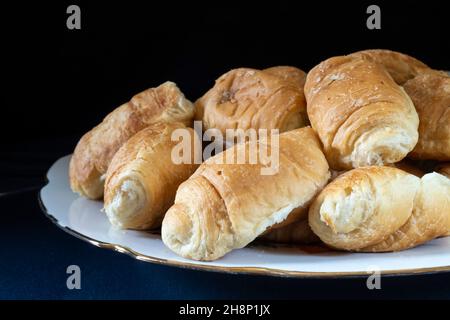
left=349, top=127, right=416, bottom=168
left=105, top=179, right=147, bottom=228
left=320, top=187, right=375, bottom=234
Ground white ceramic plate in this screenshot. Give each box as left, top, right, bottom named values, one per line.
left=40, top=155, right=450, bottom=277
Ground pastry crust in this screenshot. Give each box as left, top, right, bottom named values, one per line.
left=350, top=49, right=430, bottom=85
left=361, top=173, right=450, bottom=251
left=309, top=167, right=450, bottom=252
left=304, top=55, right=419, bottom=170
left=195, top=67, right=308, bottom=143
left=263, top=66, right=307, bottom=89
left=404, top=72, right=450, bottom=161
left=69, top=82, right=194, bottom=199
left=104, top=122, right=199, bottom=230
left=161, top=127, right=330, bottom=260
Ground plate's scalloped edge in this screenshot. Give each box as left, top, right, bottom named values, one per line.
left=39, top=155, right=450, bottom=278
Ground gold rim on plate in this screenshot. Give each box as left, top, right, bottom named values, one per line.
left=38, top=194, right=450, bottom=278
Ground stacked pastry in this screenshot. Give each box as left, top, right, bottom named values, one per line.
left=69, top=82, right=195, bottom=200
left=304, top=50, right=450, bottom=251
left=69, top=50, right=450, bottom=261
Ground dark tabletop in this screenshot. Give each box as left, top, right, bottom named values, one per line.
left=0, top=139, right=450, bottom=300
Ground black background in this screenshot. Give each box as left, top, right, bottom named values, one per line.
left=3, top=0, right=449, bottom=146
left=3, top=0, right=449, bottom=192
left=1, top=1, right=450, bottom=300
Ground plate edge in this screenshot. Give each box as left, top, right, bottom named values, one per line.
left=39, top=155, right=450, bottom=278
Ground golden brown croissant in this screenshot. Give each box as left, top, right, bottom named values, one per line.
left=404, top=72, right=450, bottom=161
left=304, top=55, right=419, bottom=170
left=309, top=166, right=450, bottom=252
left=195, top=67, right=308, bottom=143
left=69, top=82, right=194, bottom=199
left=103, top=122, right=199, bottom=230
left=350, top=49, right=430, bottom=85
left=161, top=127, right=330, bottom=260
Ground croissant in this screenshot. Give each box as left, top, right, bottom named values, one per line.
left=404, top=72, right=450, bottom=161
left=304, top=55, right=419, bottom=170
left=161, top=127, right=330, bottom=260
left=69, top=82, right=194, bottom=199
left=350, top=49, right=430, bottom=85
left=104, top=122, right=199, bottom=230
left=309, top=166, right=450, bottom=252
left=195, top=67, right=308, bottom=144
left=263, top=66, right=307, bottom=89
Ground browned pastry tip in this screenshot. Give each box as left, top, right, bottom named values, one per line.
left=350, top=49, right=430, bottom=85
left=69, top=81, right=194, bottom=199
left=404, top=72, right=450, bottom=161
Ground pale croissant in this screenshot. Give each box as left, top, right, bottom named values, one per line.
left=104, top=122, right=199, bottom=230
left=309, top=166, right=450, bottom=252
